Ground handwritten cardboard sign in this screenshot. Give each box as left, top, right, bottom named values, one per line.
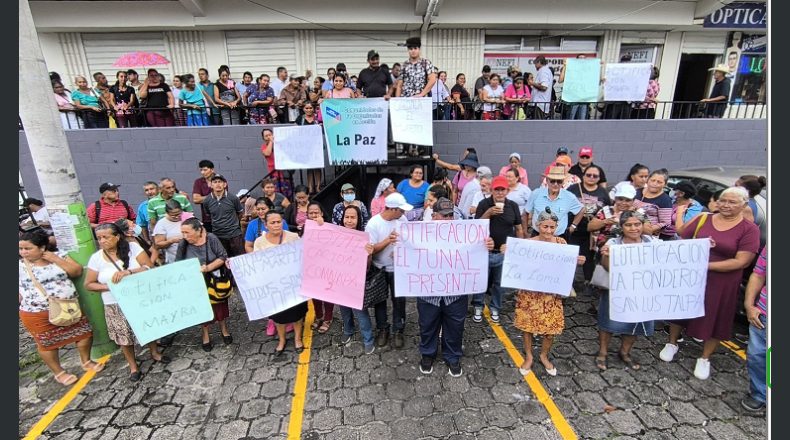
left=390, top=97, right=434, bottom=146
left=501, top=237, right=579, bottom=297
left=301, top=220, right=369, bottom=309
left=394, top=220, right=490, bottom=297
left=273, top=125, right=324, bottom=170
left=110, top=259, right=213, bottom=345
left=228, top=239, right=307, bottom=321
left=562, top=58, right=601, bottom=103
left=608, top=239, right=710, bottom=323
left=604, top=63, right=652, bottom=101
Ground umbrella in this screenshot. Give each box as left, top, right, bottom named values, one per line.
left=112, top=52, right=171, bottom=68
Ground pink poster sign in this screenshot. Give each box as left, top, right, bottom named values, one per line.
left=300, top=220, right=370, bottom=309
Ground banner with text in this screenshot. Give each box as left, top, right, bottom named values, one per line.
left=228, top=240, right=307, bottom=321
left=273, top=125, right=325, bottom=170
left=501, top=237, right=579, bottom=297
left=301, top=220, right=369, bottom=309
left=394, top=220, right=490, bottom=297
left=603, top=63, right=652, bottom=101
left=110, top=259, right=214, bottom=345
left=608, top=239, right=710, bottom=323
left=562, top=58, right=601, bottom=103
left=321, top=98, right=388, bottom=165
left=390, top=97, right=434, bottom=146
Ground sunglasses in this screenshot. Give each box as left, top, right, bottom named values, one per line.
left=615, top=197, right=634, bottom=202
left=580, top=155, right=591, bottom=159
left=548, top=179, right=564, bottom=185
left=585, top=174, right=600, bottom=179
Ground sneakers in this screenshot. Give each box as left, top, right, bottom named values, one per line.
left=448, top=362, right=463, bottom=377
left=395, top=143, right=407, bottom=159
left=694, top=358, right=711, bottom=380
left=741, top=395, right=766, bottom=412
left=473, top=307, right=483, bottom=323
left=340, top=334, right=352, bottom=345
left=364, top=344, right=376, bottom=355
left=659, top=343, right=679, bottom=362
left=490, top=309, right=500, bottom=323
left=420, top=355, right=434, bottom=375
left=692, top=337, right=704, bottom=343
left=393, top=333, right=404, bottom=349
left=376, top=330, right=389, bottom=347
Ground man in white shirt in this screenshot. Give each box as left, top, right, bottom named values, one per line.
left=458, top=166, right=492, bottom=219
left=528, top=55, right=553, bottom=119
left=431, top=68, right=452, bottom=120
left=366, top=193, right=411, bottom=349
left=270, top=67, right=289, bottom=122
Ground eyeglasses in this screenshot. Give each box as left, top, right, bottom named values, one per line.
left=615, top=197, right=633, bottom=202
left=585, top=174, right=600, bottom=179
left=548, top=179, right=563, bottom=185
left=580, top=155, right=591, bottom=159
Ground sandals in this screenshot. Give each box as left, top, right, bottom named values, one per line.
left=54, top=371, right=78, bottom=386
left=310, top=319, right=323, bottom=331
left=295, top=343, right=305, bottom=354
left=81, top=360, right=105, bottom=373
left=318, top=320, right=332, bottom=334
left=618, top=352, right=640, bottom=370
left=595, top=352, right=608, bottom=371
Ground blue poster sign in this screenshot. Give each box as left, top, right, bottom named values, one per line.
left=704, top=2, right=766, bottom=29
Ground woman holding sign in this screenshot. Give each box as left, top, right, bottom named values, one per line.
left=597, top=210, right=657, bottom=371
left=84, top=223, right=170, bottom=382
left=514, top=208, right=585, bottom=376
left=254, top=212, right=307, bottom=356
left=661, top=187, right=760, bottom=380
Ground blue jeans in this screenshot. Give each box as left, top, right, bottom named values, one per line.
left=339, top=305, right=375, bottom=346
left=418, top=297, right=467, bottom=364
left=472, top=252, right=505, bottom=313
left=373, top=271, right=406, bottom=334
left=746, top=313, right=767, bottom=403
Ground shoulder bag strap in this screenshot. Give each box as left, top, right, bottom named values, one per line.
left=692, top=214, right=709, bottom=239
left=23, top=260, right=50, bottom=300
left=104, top=250, right=124, bottom=272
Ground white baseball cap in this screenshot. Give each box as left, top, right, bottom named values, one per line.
left=617, top=185, right=637, bottom=199
left=385, top=193, right=413, bottom=211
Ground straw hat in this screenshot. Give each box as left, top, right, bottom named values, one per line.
left=543, top=166, right=567, bottom=180
left=709, top=64, right=729, bottom=74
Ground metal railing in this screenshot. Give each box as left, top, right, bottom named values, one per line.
left=25, top=99, right=765, bottom=131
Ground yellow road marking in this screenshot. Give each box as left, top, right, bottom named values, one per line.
left=23, top=355, right=111, bottom=440
left=287, top=301, right=315, bottom=440
left=483, top=307, right=578, bottom=440
left=720, top=340, right=747, bottom=360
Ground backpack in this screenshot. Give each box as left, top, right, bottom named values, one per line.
left=93, top=200, right=133, bottom=224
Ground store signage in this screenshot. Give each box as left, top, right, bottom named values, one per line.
left=703, top=2, right=766, bottom=29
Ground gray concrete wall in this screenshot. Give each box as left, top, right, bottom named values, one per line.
left=19, top=119, right=766, bottom=210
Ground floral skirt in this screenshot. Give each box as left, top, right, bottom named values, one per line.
left=20, top=310, right=92, bottom=351
left=513, top=290, right=564, bottom=335
left=104, top=304, right=139, bottom=346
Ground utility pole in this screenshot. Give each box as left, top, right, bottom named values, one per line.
left=19, top=0, right=118, bottom=358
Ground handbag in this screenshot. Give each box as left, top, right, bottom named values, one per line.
left=590, top=264, right=609, bottom=289
left=362, top=265, right=389, bottom=308
left=203, top=243, right=233, bottom=304
left=516, top=106, right=527, bottom=120
left=24, top=259, right=82, bottom=326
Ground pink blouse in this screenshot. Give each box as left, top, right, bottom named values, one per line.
left=503, top=84, right=531, bottom=116
left=370, top=196, right=386, bottom=217
left=498, top=166, right=529, bottom=186
left=327, top=88, right=354, bottom=99
left=639, top=80, right=660, bottom=109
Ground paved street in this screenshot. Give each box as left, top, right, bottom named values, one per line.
left=20, top=291, right=766, bottom=440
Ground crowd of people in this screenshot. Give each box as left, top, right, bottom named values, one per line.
left=46, top=36, right=737, bottom=132
left=19, top=138, right=768, bottom=411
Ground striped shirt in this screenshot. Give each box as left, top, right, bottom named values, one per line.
left=753, top=246, right=767, bottom=315
left=524, top=187, right=584, bottom=235
left=86, top=198, right=136, bottom=225
left=633, top=189, right=673, bottom=234
left=147, top=193, right=194, bottom=222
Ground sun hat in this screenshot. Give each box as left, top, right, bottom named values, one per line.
left=543, top=166, right=567, bottom=181
left=458, top=153, right=480, bottom=169
left=709, top=64, right=729, bottom=74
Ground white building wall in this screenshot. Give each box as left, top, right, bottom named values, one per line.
left=165, top=31, right=208, bottom=78
left=424, top=29, right=485, bottom=93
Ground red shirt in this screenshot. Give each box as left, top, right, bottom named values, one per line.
left=86, top=198, right=136, bottom=224
left=193, top=177, right=229, bottom=223
left=261, top=143, right=276, bottom=175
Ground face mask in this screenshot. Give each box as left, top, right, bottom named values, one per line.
left=133, top=225, right=143, bottom=237
left=343, top=194, right=356, bottom=203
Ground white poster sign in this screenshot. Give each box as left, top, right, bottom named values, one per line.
left=501, top=237, right=579, bottom=297
left=228, top=239, right=308, bottom=321
left=603, top=63, right=652, bottom=101
left=394, top=220, right=490, bottom=297
left=390, top=97, right=433, bottom=146
left=608, top=239, right=710, bottom=323
left=273, top=125, right=324, bottom=170
left=48, top=209, right=79, bottom=252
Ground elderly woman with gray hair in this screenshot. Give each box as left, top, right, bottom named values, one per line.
left=660, top=186, right=760, bottom=380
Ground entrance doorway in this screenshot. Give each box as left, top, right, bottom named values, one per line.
left=671, top=53, right=716, bottom=118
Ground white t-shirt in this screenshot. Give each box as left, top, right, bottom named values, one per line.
left=33, top=208, right=50, bottom=224
left=458, top=178, right=481, bottom=219
left=531, top=65, right=553, bottom=113
left=483, top=85, right=504, bottom=112
left=271, top=78, right=289, bottom=100
left=506, top=183, right=532, bottom=214
left=87, top=242, right=144, bottom=305
left=365, top=214, right=406, bottom=273
left=152, top=218, right=182, bottom=263
left=471, top=191, right=491, bottom=213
